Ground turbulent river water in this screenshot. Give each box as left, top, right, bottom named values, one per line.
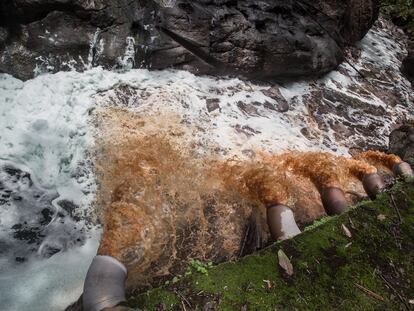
left=0, top=19, right=413, bottom=311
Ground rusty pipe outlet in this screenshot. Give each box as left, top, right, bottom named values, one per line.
left=392, top=162, right=414, bottom=179
left=320, top=187, right=348, bottom=215
left=267, top=205, right=301, bottom=241
left=362, top=173, right=385, bottom=200
left=83, top=255, right=127, bottom=311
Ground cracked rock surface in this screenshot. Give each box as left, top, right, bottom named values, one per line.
left=0, top=0, right=379, bottom=80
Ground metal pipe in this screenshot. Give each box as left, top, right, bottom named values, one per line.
left=320, top=187, right=348, bottom=215
left=362, top=173, right=385, bottom=200
left=392, top=162, right=414, bottom=179
left=267, top=205, right=301, bottom=240
left=83, top=255, right=127, bottom=311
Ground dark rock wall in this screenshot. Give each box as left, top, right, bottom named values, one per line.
left=0, top=0, right=379, bottom=80
left=401, top=28, right=414, bottom=83
left=389, top=124, right=414, bottom=167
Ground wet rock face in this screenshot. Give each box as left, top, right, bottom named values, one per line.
left=389, top=125, right=414, bottom=167
left=0, top=0, right=379, bottom=80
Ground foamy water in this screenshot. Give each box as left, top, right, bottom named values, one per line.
left=0, top=18, right=412, bottom=311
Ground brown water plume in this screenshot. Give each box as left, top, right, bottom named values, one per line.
left=217, top=151, right=377, bottom=199
left=355, top=150, right=402, bottom=171
left=93, top=107, right=397, bottom=290
left=94, top=108, right=262, bottom=289
left=216, top=152, right=377, bottom=220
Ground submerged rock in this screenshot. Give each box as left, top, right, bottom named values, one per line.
left=0, top=0, right=379, bottom=80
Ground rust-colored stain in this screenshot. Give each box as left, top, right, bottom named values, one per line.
left=93, top=107, right=398, bottom=290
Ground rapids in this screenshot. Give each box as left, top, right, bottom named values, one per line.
left=0, top=18, right=412, bottom=311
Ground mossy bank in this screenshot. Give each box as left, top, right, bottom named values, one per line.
left=127, top=180, right=414, bottom=311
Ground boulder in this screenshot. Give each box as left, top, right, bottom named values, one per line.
left=0, top=0, right=380, bottom=80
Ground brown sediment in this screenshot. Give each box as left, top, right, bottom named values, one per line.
left=93, top=107, right=402, bottom=290
left=355, top=150, right=402, bottom=171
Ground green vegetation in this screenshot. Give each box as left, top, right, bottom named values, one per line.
left=188, top=259, right=213, bottom=276
left=381, top=0, right=414, bottom=48
left=303, top=215, right=335, bottom=232
left=128, top=180, right=414, bottom=310
left=381, top=0, right=414, bottom=25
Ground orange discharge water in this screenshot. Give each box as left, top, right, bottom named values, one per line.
left=95, top=108, right=257, bottom=289
left=354, top=150, right=402, bottom=171
left=93, top=108, right=394, bottom=290
left=217, top=152, right=377, bottom=206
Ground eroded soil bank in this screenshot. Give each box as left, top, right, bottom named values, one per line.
left=128, top=180, right=414, bottom=311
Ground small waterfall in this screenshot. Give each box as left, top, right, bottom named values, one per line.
left=87, top=28, right=103, bottom=69
left=154, top=0, right=177, bottom=8
left=117, top=37, right=136, bottom=71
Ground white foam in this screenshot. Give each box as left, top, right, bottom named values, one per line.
left=0, top=234, right=100, bottom=311
left=0, top=71, right=101, bottom=311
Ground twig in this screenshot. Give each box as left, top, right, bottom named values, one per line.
left=239, top=224, right=250, bottom=257
left=174, top=290, right=192, bottom=309
left=390, top=194, right=403, bottom=224
left=378, top=273, right=410, bottom=309
left=400, top=190, right=408, bottom=198
left=181, top=300, right=187, bottom=311
left=355, top=283, right=385, bottom=302
left=297, top=293, right=308, bottom=305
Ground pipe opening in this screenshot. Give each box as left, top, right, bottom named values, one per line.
left=392, top=162, right=414, bottom=179
left=266, top=204, right=301, bottom=241
left=362, top=173, right=385, bottom=200
left=83, top=255, right=127, bottom=311
left=320, top=187, right=348, bottom=215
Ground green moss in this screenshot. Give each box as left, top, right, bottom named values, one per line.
left=303, top=215, right=336, bottom=232
left=128, top=181, right=414, bottom=310
left=128, top=288, right=178, bottom=310
left=381, top=0, right=414, bottom=22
